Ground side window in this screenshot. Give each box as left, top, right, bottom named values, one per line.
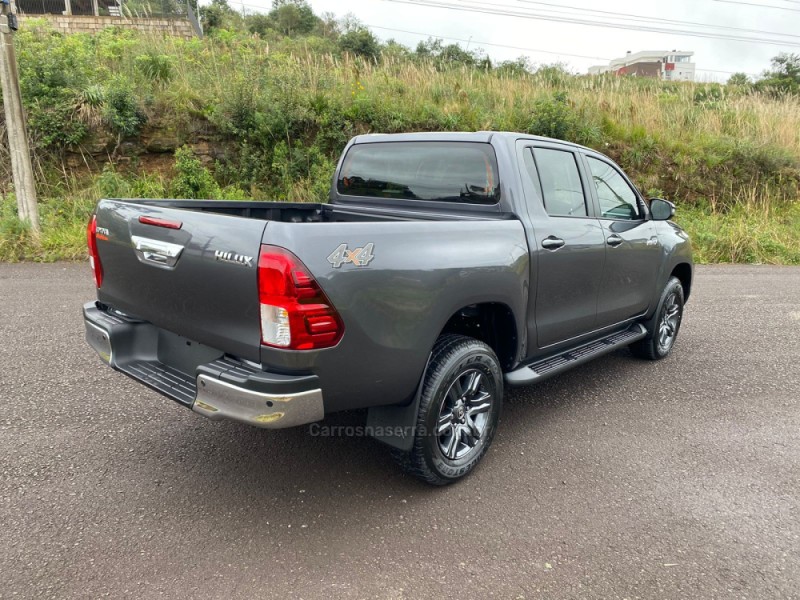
left=586, top=157, right=642, bottom=220
left=531, top=148, right=587, bottom=217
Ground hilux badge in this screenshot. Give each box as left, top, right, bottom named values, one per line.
left=327, top=243, right=375, bottom=268
left=214, top=250, right=254, bottom=268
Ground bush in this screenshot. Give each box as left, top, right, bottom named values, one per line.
left=171, top=146, right=221, bottom=199
left=338, top=28, right=380, bottom=60
left=96, top=165, right=132, bottom=197
left=527, top=92, right=602, bottom=145
left=135, top=52, right=174, bottom=84
left=102, top=78, right=146, bottom=137
left=15, top=24, right=94, bottom=150
left=0, top=195, right=31, bottom=262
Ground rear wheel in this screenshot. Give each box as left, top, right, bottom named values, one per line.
left=392, top=335, right=503, bottom=485
left=630, top=276, right=685, bottom=360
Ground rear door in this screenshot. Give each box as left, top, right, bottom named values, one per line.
left=94, top=199, right=267, bottom=361
left=518, top=143, right=606, bottom=350
left=581, top=154, right=661, bottom=327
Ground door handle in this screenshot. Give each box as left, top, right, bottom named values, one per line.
left=606, top=234, right=624, bottom=247
left=131, top=235, right=184, bottom=268
left=541, top=236, right=565, bottom=250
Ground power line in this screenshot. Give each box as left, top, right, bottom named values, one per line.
left=367, top=22, right=758, bottom=75
left=711, top=0, right=800, bottom=10
left=199, top=0, right=760, bottom=75
left=508, top=0, right=800, bottom=40
left=450, top=0, right=800, bottom=44
left=368, top=24, right=612, bottom=61
left=379, top=0, right=800, bottom=47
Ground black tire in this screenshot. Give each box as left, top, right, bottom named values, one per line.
left=630, top=276, right=685, bottom=360
left=392, top=334, right=503, bottom=485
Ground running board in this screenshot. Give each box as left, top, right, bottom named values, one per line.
left=505, top=324, right=647, bottom=387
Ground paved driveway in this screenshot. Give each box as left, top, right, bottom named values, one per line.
left=1, top=264, right=798, bottom=598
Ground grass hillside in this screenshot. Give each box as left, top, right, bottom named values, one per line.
left=1, top=19, right=799, bottom=263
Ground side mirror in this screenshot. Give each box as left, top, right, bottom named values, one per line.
left=650, top=198, right=675, bottom=221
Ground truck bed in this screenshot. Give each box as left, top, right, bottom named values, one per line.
left=91, top=197, right=528, bottom=410
left=125, top=199, right=516, bottom=223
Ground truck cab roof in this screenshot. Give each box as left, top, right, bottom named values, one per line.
left=351, top=131, right=592, bottom=153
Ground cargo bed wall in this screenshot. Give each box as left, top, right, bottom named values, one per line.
left=94, top=199, right=268, bottom=361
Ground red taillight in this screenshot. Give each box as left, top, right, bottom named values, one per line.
left=87, top=215, right=103, bottom=288
left=257, top=245, right=344, bottom=350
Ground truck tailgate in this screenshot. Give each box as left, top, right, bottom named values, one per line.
left=93, top=199, right=266, bottom=361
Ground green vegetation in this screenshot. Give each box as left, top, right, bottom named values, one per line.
left=1, top=3, right=799, bottom=263
left=728, top=53, right=800, bottom=96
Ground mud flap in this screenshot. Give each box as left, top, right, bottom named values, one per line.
left=365, top=353, right=432, bottom=452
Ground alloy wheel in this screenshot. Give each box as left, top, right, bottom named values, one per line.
left=436, top=369, right=493, bottom=460
left=657, top=291, right=681, bottom=353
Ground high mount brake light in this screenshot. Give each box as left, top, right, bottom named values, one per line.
left=87, top=215, right=103, bottom=288
left=257, top=245, right=344, bottom=350
left=138, top=215, right=183, bottom=229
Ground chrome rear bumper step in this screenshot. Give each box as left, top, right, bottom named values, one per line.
left=84, top=302, right=324, bottom=429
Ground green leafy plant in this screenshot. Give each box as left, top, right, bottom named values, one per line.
left=171, top=146, right=221, bottom=199
left=102, top=78, right=146, bottom=137
left=135, top=52, right=174, bottom=84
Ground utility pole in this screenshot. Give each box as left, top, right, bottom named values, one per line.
left=0, top=0, right=39, bottom=234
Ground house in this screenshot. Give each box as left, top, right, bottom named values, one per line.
left=589, top=50, right=695, bottom=82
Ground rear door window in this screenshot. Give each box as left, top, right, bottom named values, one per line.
left=531, top=148, right=588, bottom=217
left=337, top=142, right=500, bottom=205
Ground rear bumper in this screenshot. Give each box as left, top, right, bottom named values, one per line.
left=83, top=302, right=324, bottom=429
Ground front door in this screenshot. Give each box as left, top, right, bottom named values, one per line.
left=520, top=145, right=607, bottom=350
left=583, top=154, right=661, bottom=327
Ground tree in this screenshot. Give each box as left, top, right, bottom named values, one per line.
left=268, top=0, right=317, bottom=37
left=199, top=0, right=239, bottom=34
left=415, top=37, right=444, bottom=59
left=414, top=37, right=485, bottom=69
left=382, top=39, right=411, bottom=60
left=495, top=56, right=533, bottom=77
left=439, top=44, right=477, bottom=68
left=726, top=72, right=750, bottom=86
left=246, top=14, right=273, bottom=36
left=315, top=11, right=340, bottom=40
left=756, top=53, right=800, bottom=95
left=338, top=27, right=381, bottom=61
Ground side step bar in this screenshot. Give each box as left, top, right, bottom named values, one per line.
left=504, top=324, right=647, bottom=387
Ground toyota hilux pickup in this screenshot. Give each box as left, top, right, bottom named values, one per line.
left=84, top=132, right=693, bottom=485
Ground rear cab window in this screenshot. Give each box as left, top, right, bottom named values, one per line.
left=337, top=142, right=500, bottom=205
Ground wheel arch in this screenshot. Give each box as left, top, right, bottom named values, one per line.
left=670, top=262, right=692, bottom=302
left=367, top=301, right=519, bottom=452
left=438, top=302, right=519, bottom=372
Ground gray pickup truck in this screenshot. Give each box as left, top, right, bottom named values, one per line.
left=84, top=132, right=692, bottom=484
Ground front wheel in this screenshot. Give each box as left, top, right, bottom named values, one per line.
left=392, top=335, right=503, bottom=485
left=630, top=276, right=685, bottom=360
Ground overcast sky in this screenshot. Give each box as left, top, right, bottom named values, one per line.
left=232, top=0, right=800, bottom=81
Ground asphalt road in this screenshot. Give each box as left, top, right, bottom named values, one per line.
left=1, top=263, right=798, bottom=599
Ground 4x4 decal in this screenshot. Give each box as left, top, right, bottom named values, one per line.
left=327, top=243, right=375, bottom=268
